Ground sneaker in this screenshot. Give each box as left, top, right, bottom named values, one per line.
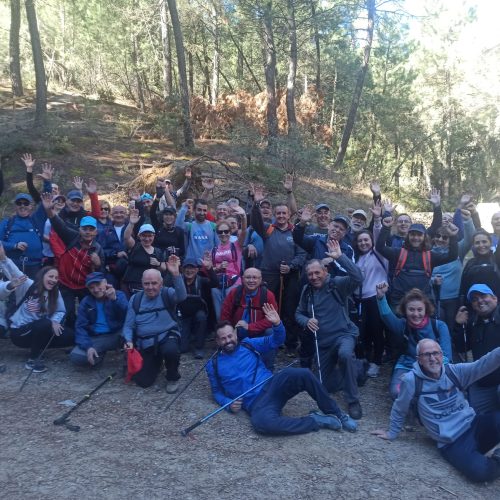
left=166, top=380, right=179, bottom=394
left=309, top=411, right=342, bottom=431
left=339, top=413, right=358, bottom=433
left=25, top=359, right=47, bottom=373
left=367, top=363, right=380, bottom=378
left=348, top=401, right=363, bottom=420
left=193, top=349, right=204, bottom=360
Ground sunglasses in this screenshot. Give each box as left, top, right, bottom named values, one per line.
left=100, top=207, right=110, bottom=212
left=16, top=201, right=30, bottom=207
left=435, top=234, right=449, bottom=240
left=217, top=229, right=230, bottom=235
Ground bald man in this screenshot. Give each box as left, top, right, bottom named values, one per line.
left=373, top=338, right=500, bottom=483
left=123, top=258, right=187, bottom=392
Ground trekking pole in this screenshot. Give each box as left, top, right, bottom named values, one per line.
left=311, top=304, right=322, bottom=384
left=278, top=260, right=285, bottom=315
left=432, top=275, right=442, bottom=320
left=19, top=332, right=56, bottom=392
left=181, top=359, right=298, bottom=436
left=53, top=372, right=117, bottom=432
left=164, top=350, right=218, bottom=411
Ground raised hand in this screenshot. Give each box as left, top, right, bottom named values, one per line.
left=282, top=173, right=294, bottom=192
left=370, top=201, right=382, bottom=219
left=166, top=254, right=181, bottom=276
left=376, top=281, right=389, bottom=299
left=262, top=303, right=281, bottom=326
left=300, top=204, right=314, bottom=224
left=21, top=153, right=35, bottom=172
left=446, top=223, right=459, bottom=237
left=84, top=178, right=98, bottom=194
left=128, top=208, right=140, bottom=225
left=37, top=163, right=54, bottom=181
left=460, top=209, right=471, bottom=221
left=427, top=187, right=441, bottom=207
left=383, top=198, right=396, bottom=214
left=8, top=274, right=29, bottom=290
left=73, top=176, right=83, bottom=190
left=253, top=184, right=265, bottom=202
left=326, top=239, right=342, bottom=259
left=369, top=180, right=381, bottom=196
left=459, top=192, right=473, bottom=208
left=202, top=250, right=213, bottom=270
left=129, top=188, right=140, bottom=201
left=382, top=215, right=394, bottom=228
left=41, top=191, right=55, bottom=213
left=201, top=177, right=215, bottom=190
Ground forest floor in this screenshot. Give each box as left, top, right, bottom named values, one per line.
left=0, top=88, right=497, bottom=498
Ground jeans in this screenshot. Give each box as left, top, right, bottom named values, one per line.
left=250, top=368, right=342, bottom=435
left=358, top=296, right=385, bottom=365
left=132, top=334, right=180, bottom=388
left=440, top=413, right=500, bottom=482
left=180, top=310, right=208, bottom=352
left=10, top=318, right=74, bottom=359
left=468, top=382, right=500, bottom=415
left=69, top=331, right=122, bottom=366
left=59, top=284, right=88, bottom=328
left=211, top=284, right=238, bottom=321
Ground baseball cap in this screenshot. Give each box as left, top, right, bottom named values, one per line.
left=163, top=206, right=176, bottom=215
left=332, top=214, right=350, bottom=228
left=182, top=258, right=199, bottom=268
left=259, top=199, right=271, bottom=207
left=409, top=223, right=426, bottom=234
left=52, top=194, right=66, bottom=203
left=80, top=216, right=97, bottom=228
left=467, top=284, right=496, bottom=301
left=15, top=193, right=33, bottom=203
left=67, top=190, right=83, bottom=201
left=141, top=193, right=153, bottom=201
left=352, top=209, right=367, bottom=220
left=85, top=272, right=106, bottom=287
left=315, top=203, right=330, bottom=212
left=138, top=223, right=155, bottom=235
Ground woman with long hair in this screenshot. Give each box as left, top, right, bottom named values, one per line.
left=376, top=284, right=452, bottom=399
left=0, top=244, right=70, bottom=373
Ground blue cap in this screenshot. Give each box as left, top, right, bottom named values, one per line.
left=85, top=272, right=106, bottom=287
left=67, top=190, right=83, bottom=201
left=333, top=214, right=349, bottom=228
left=182, top=258, right=199, bottom=268
left=15, top=193, right=33, bottom=203
left=80, top=216, right=97, bottom=228
left=315, top=203, right=330, bottom=212
left=138, top=223, right=155, bottom=235
left=141, top=193, right=153, bottom=201
left=467, top=284, right=496, bottom=301
left=409, top=223, right=426, bottom=234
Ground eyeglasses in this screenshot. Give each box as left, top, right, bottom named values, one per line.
left=398, top=219, right=411, bottom=224
left=418, top=351, right=442, bottom=360
left=435, top=234, right=449, bottom=240
left=16, top=201, right=30, bottom=207
left=100, top=207, right=110, bottom=212
left=217, top=229, right=230, bottom=235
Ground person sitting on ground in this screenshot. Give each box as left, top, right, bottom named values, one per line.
left=42, top=193, right=104, bottom=328
left=123, top=260, right=187, bottom=392
left=0, top=244, right=71, bottom=374
left=206, top=307, right=358, bottom=435
left=69, top=272, right=128, bottom=367
left=454, top=285, right=500, bottom=414
left=122, top=209, right=166, bottom=296
left=375, top=283, right=452, bottom=399
left=221, top=267, right=279, bottom=369
left=295, top=243, right=364, bottom=420
left=176, top=254, right=218, bottom=359
left=372, top=338, right=500, bottom=483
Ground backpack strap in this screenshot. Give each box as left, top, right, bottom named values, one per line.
left=444, top=364, right=463, bottom=392
left=394, top=248, right=408, bottom=277
left=3, top=216, right=16, bottom=241
left=422, top=250, right=432, bottom=278
left=430, top=318, right=441, bottom=344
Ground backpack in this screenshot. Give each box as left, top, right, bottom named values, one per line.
left=394, top=248, right=432, bottom=278
left=410, top=365, right=463, bottom=423
left=211, top=342, right=261, bottom=397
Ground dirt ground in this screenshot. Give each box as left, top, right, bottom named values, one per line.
left=0, top=339, right=498, bottom=500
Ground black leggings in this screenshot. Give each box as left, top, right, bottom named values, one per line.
left=10, top=318, right=74, bottom=359
left=358, top=296, right=385, bottom=365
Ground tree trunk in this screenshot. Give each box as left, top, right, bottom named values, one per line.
left=25, top=0, right=47, bottom=127
left=333, top=0, right=375, bottom=168
left=10, top=0, right=24, bottom=96
left=160, top=0, right=173, bottom=99
left=228, top=28, right=263, bottom=92
left=309, top=0, right=320, bottom=92
left=286, top=0, right=297, bottom=133
left=188, top=51, right=194, bottom=94
left=211, top=5, right=220, bottom=106
left=261, top=2, right=278, bottom=148
left=131, top=33, right=145, bottom=111
left=166, top=0, right=195, bottom=148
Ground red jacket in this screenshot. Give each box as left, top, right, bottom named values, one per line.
left=220, top=285, right=278, bottom=336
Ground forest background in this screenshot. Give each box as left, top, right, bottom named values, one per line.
left=0, top=0, right=499, bottom=211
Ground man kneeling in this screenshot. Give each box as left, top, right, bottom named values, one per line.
left=206, top=304, right=357, bottom=435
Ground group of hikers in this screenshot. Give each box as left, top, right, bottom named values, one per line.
left=1, top=154, right=500, bottom=483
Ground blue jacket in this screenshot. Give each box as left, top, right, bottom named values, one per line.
left=97, top=224, right=127, bottom=262
left=206, top=323, right=286, bottom=411
left=0, top=202, right=48, bottom=269
left=75, top=291, right=128, bottom=350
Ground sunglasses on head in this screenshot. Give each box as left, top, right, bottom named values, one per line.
left=435, top=233, right=449, bottom=240
left=217, top=229, right=230, bottom=235
left=16, top=201, right=30, bottom=207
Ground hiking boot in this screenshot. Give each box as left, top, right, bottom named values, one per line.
left=367, top=363, right=380, bottom=378
left=309, top=411, right=342, bottom=431
left=339, top=413, right=358, bottom=433
left=348, top=401, right=363, bottom=420
left=166, top=380, right=179, bottom=394
left=193, top=349, right=204, bottom=360
left=25, top=359, right=47, bottom=373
